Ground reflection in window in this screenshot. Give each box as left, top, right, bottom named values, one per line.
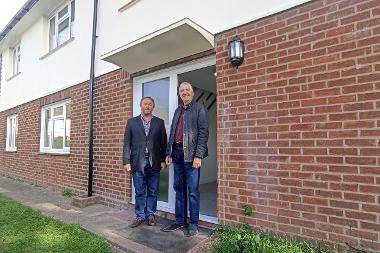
left=13, top=44, right=21, bottom=75
left=49, top=1, right=75, bottom=50
left=6, top=114, right=18, bottom=151
left=143, top=77, right=170, bottom=132
left=142, top=77, right=170, bottom=202
left=41, top=101, right=71, bottom=153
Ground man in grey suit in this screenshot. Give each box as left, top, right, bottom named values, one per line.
left=123, top=96, right=167, bottom=228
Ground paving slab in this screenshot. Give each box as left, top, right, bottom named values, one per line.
left=0, top=175, right=211, bottom=253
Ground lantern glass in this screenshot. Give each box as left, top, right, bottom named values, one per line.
left=234, top=41, right=241, bottom=58
left=230, top=42, right=236, bottom=58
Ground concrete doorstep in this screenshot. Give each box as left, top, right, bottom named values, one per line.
left=0, top=175, right=211, bottom=253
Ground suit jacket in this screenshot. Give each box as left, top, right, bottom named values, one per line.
left=123, top=115, right=167, bottom=172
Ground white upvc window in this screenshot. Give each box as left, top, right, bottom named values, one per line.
left=13, top=44, right=21, bottom=75
left=40, top=101, right=71, bottom=154
left=49, top=0, right=75, bottom=50
left=6, top=114, right=18, bottom=151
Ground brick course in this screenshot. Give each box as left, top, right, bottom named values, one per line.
left=216, top=0, right=380, bottom=251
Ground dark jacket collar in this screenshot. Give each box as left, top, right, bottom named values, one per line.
left=181, top=100, right=194, bottom=110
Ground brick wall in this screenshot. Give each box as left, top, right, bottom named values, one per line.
left=216, top=0, right=380, bottom=251
left=0, top=54, right=2, bottom=96
left=92, top=70, right=132, bottom=206
left=0, top=69, right=133, bottom=205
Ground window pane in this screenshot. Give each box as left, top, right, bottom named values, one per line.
left=65, top=119, right=71, bottom=147
left=8, top=119, right=13, bottom=148
left=70, top=1, right=75, bottom=37
left=49, top=18, right=56, bottom=50
left=13, top=45, right=20, bottom=74
left=11, top=118, right=15, bottom=148
left=65, top=103, right=71, bottom=147
left=71, top=1, right=75, bottom=22
left=142, top=78, right=170, bottom=128
left=53, top=106, right=63, bottom=116
left=14, top=116, right=18, bottom=148
left=58, top=6, right=68, bottom=20
left=44, top=109, right=51, bottom=147
left=7, top=117, right=17, bottom=149
left=66, top=103, right=71, bottom=118
left=13, top=49, right=17, bottom=74
left=57, top=18, right=69, bottom=45
left=52, top=119, right=64, bottom=149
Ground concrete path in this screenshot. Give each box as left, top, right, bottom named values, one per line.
left=0, top=175, right=210, bottom=253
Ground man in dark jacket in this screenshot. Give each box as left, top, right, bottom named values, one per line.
left=161, top=82, right=209, bottom=236
left=123, top=96, right=167, bottom=228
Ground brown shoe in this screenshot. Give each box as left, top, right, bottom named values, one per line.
left=147, top=217, right=157, bottom=226
left=129, top=218, right=145, bottom=228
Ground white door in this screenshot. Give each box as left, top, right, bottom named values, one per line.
left=133, top=56, right=217, bottom=223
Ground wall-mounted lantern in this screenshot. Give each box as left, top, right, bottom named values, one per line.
left=229, top=36, right=245, bottom=69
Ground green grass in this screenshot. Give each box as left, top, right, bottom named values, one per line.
left=212, top=224, right=333, bottom=253
left=61, top=189, right=76, bottom=197
left=0, top=195, right=112, bottom=253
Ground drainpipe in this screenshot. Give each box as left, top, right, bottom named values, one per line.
left=88, top=0, right=98, bottom=197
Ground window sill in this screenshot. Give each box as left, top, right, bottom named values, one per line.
left=39, top=150, right=70, bottom=156
left=39, top=37, right=75, bottom=60
left=6, top=72, right=21, bottom=82
left=119, top=0, right=141, bottom=12
left=5, top=149, right=17, bottom=153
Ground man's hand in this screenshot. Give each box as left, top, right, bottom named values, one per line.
left=165, top=155, right=172, bottom=166
left=193, top=157, right=202, bottom=169
left=160, top=162, right=166, bottom=170
left=123, top=164, right=131, bottom=172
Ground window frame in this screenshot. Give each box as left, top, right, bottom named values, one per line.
left=12, top=44, right=21, bottom=75
left=6, top=114, right=18, bottom=152
left=40, top=100, right=71, bottom=154
left=49, top=0, right=75, bottom=51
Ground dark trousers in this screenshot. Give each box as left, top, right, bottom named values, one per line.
left=172, top=146, right=200, bottom=225
left=132, top=159, right=160, bottom=220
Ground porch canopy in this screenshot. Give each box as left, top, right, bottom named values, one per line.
left=101, top=18, right=214, bottom=74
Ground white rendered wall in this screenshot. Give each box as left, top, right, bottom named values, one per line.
left=0, top=0, right=112, bottom=112
left=0, top=0, right=311, bottom=112
left=96, top=0, right=311, bottom=62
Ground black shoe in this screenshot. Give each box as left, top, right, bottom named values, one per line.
left=147, top=217, right=157, bottom=226
left=186, top=225, right=198, bottom=237
left=129, top=218, right=145, bottom=228
left=161, top=222, right=184, bottom=232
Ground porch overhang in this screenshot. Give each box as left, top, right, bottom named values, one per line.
left=101, top=18, right=214, bottom=74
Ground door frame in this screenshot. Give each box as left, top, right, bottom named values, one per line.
left=132, top=55, right=218, bottom=224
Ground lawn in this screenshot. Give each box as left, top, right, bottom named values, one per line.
left=0, top=195, right=112, bottom=253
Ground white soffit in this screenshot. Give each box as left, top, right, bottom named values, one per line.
left=101, top=18, right=214, bottom=74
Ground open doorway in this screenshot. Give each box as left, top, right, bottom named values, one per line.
left=178, top=65, right=217, bottom=218
left=133, top=57, right=217, bottom=222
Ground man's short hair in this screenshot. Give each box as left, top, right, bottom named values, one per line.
left=140, top=96, right=155, bottom=107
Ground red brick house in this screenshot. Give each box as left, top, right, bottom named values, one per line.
left=0, top=0, right=379, bottom=252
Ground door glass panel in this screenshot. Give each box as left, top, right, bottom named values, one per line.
left=142, top=77, right=169, bottom=202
